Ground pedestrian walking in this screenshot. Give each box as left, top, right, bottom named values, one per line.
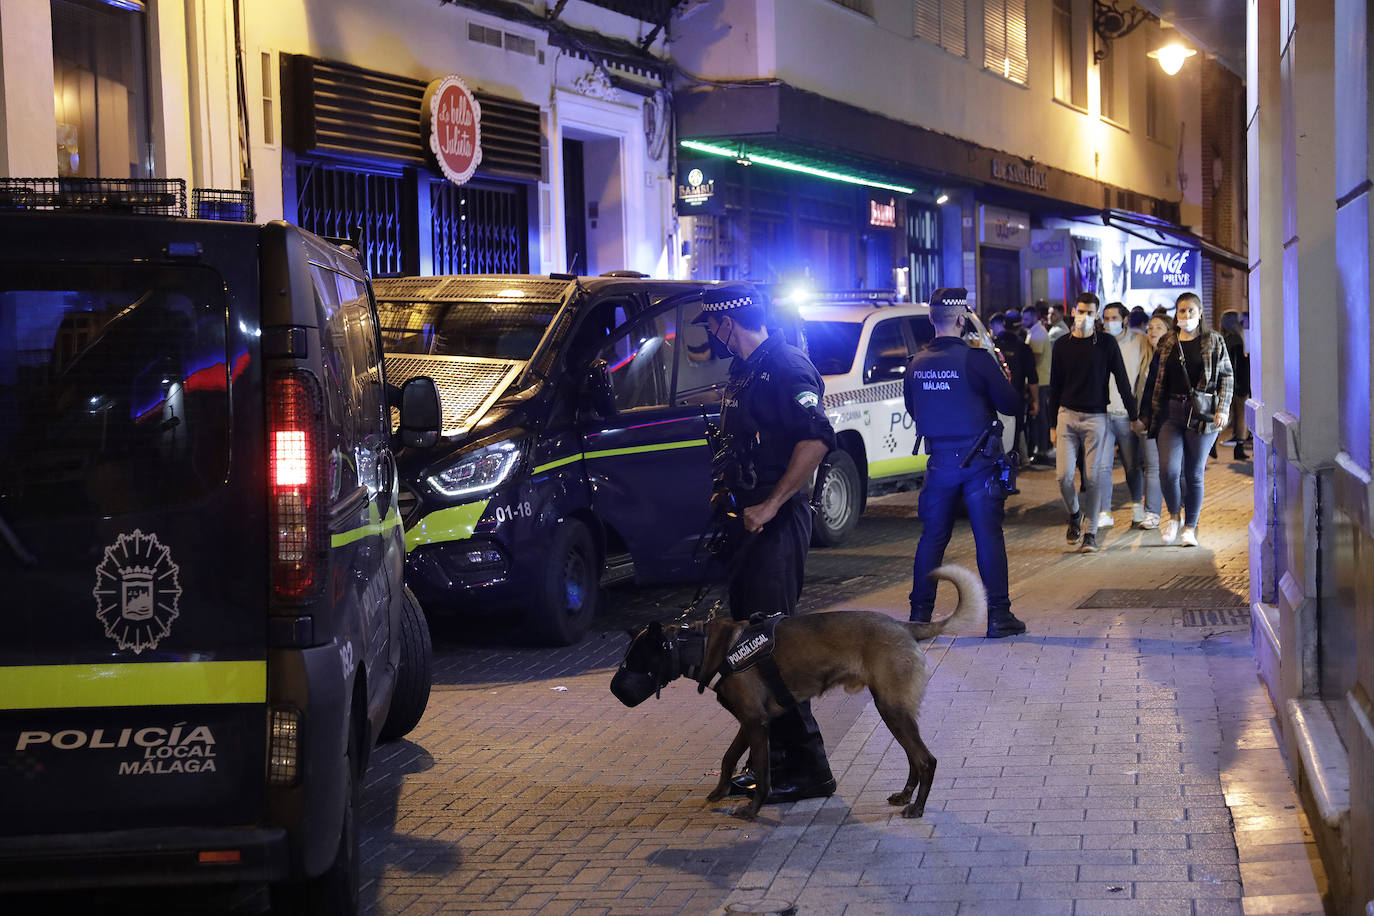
left=904, top=288, right=1027, bottom=638
left=1096, top=302, right=1152, bottom=529
left=1135, top=314, right=1172, bottom=529
left=697, top=284, right=838, bottom=803
left=996, top=308, right=1039, bottom=466
left=1134, top=293, right=1234, bottom=547
left=1025, top=302, right=1053, bottom=463
left=1048, top=292, right=1138, bottom=553
left=1219, top=310, right=1250, bottom=461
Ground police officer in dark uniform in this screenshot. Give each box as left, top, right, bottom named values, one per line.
left=696, top=284, right=838, bottom=803
left=904, top=289, right=1028, bottom=638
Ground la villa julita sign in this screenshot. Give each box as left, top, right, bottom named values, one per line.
left=423, top=75, right=483, bottom=185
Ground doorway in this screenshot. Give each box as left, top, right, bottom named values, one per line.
left=979, top=245, right=1023, bottom=318
left=562, top=139, right=587, bottom=274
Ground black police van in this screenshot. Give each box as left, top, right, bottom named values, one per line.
left=0, top=178, right=439, bottom=913
left=374, top=274, right=777, bottom=646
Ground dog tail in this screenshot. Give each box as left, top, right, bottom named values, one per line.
left=906, top=565, right=987, bottom=640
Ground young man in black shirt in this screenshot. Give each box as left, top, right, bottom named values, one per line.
left=1048, top=292, right=1138, bottom=552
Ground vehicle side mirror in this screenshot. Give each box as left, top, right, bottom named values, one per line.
left=583, top=359, right=616, bottom=419
left=398, top=376, right=443, bottom=448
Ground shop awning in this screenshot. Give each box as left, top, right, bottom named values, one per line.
left=1100, top=209, right=1248, bottom=272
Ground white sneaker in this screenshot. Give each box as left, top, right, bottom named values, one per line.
left=1097, top=511, right=1115, bottom=529
left=1131, top=502, right=1145, bottom=525
left=1181, top=527, right=1199, bottom=547
left=1160, top=517, right=1180, bottom=545
left=1140, top=512, right=1160, bottom=530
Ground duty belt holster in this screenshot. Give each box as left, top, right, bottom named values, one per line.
left=702, top=612, right=798, bottom=709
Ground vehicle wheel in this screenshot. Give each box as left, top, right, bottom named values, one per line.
left=527, top=519, right=598, bottom=646
left=378, top=586, right=433, bottom=743
left=811, top=450, right=861, bottom=547
left=270, top=723, right=360, bottom=915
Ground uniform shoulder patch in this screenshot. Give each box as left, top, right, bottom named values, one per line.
left=795, top=390, right=820, bottom=409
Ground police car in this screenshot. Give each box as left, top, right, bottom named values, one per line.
left=794, top=291, right=1017, bottom=546
left=375, top=274, right=766, bottom=647
left=0, top=178, right=439, bottom=913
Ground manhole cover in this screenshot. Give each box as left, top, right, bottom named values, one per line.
left=1078, top=588, right=1248, bottom=609
left=1181, top=608, right=1252, bottom=627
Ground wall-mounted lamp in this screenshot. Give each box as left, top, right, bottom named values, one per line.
left=935, top=193, right=949, bottom=205
left=1146, top=31, right=1197, bottom=75
left=1092, top=0, right=1152, bottom=63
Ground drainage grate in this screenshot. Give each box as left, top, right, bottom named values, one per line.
left=1181, top=608, right=1252, bottom=627
left=1078, top=588, right=1249, bottom=609
left=1162, top=574, right=1248, bottom=592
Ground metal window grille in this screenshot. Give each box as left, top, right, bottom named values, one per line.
left=431, top=180, right=528, bottom=275
left=294, top=161, right=405, bottom=277
left=907, top=201, right=942, bottom=304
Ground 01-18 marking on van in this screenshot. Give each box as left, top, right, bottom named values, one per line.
left=92, top=529, right=182, bottom=654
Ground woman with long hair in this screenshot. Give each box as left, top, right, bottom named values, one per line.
left=1134, top=294, right=1234, bottom=547
left=1132, top=313, right=1172, bottom=529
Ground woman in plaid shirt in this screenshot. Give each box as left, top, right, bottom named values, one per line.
left=1133, top=293, right=1234, bottom=547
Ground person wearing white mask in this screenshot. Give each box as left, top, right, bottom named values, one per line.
left=1132, top=314, right=1173, bottom=528
left=1132, top=293, right=1234, bottom=547
left=1047, top=292, right=1138, bottom=553
left=1095, top=302, right=1153, bottom=530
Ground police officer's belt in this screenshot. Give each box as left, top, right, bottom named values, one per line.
left=701, top=613, right=797, bottom=709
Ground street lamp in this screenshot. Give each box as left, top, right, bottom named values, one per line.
left=1147, top=38, right=1197, bottom=75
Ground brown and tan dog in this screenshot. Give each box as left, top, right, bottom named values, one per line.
left=697, top=565, right=985, bottom=819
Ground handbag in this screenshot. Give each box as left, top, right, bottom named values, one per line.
left=1176, top=341, right=1216, bottom=432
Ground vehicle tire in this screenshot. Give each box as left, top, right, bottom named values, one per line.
left=270, top=724, right=361, bottom=915
left=811, top=450, right=861, bottom=548
left=378, top=586, right=433, bottom=743
left=527, top=519, right=598, bottom=646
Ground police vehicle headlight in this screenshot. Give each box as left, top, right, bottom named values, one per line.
left=427, top=439, right=521, bottom=499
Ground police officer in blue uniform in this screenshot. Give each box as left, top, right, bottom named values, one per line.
left=904, top=289, right=1028, bottom=638
left=696, top=284, right=839, bottom=803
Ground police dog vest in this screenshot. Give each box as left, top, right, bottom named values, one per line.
left=705, top=613, right=797, bottom=708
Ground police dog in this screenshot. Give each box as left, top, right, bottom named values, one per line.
left=611, top=565, right=985, bottom=820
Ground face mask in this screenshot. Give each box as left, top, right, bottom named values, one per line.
left=1105, top=320, right=1123, bottom=336
left=1074, top=314, right=1094, bottom=333
left=708, top=320, right=734, bottom=360
left=1178, top=316, right=1201, bottom=333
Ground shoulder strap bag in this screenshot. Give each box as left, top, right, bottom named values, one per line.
left=1176, top=338, right=1217, bottom=433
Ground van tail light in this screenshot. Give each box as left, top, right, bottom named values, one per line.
left=268, top=370, right=325, bottom=602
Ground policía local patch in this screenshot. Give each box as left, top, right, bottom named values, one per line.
left=795, top=391, right=820, bottom=409
left=93, top=529, right=182, bottom=654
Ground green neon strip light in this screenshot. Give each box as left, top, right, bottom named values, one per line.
left=680, top=140, right=915, bottom=194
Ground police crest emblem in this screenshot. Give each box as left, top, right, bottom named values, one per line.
left=93, top=529, right=182, bottom=653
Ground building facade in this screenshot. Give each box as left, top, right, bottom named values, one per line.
left=668, top=0, right=1245, bottom=319
left=0, top=0, right=680, bottom=279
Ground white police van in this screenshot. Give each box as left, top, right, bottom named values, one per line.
left=795, top=291, right=1015, bottom=546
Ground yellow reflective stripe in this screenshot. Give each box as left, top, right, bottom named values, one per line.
left=531, top=438, right=708, bottom=476
left=868, top=454, right=928, bottom=478
left=532, top=453, right=582, bottom=475
left=331, top=502, right=403, bottom=549
left=0, top=661, right=266, bottom=710
left=405, top=499, right=490, bottom=551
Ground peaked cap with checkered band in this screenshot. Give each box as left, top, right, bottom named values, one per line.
left=692, top=283, right=757, bottom=323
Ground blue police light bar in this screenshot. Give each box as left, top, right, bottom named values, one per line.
left=680, top=140, right=916, bottom=195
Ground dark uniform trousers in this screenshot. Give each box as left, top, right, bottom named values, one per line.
left=728, top=490, right=830, bottom=782
left=909, top=447, right=1012, bottom=619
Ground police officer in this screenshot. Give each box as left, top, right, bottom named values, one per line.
left=904, top=289, right=1028, bottom=638
left=696, top=284, right=838, bottom=803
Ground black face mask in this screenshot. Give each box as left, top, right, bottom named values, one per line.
left=708, top=319, right=734, bottom=360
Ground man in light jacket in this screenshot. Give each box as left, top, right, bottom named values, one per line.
left=1095, top=302, right=1153, bottom=529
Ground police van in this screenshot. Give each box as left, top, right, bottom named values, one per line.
left=374, top=274, right=799, bottom=647
left=795, top=291, right=1018, bottom=546
left=0, top=178, right=439, bottom=913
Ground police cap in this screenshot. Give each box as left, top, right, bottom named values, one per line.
left=691, top=283, right=755, bottom=324
left=1002, top=308, right=1023, bottom=329
left=928, top=287, right=970, bottom=316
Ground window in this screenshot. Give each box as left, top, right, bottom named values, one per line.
left=676, top=302, right=733, bottom=407
left=915, top=0, right=967, bottom=57
left=51, top=0, right=152, bottom=177
left=1099, top=43, right=1120, bottom=122
left=1146, top=61, right=1172, bottom=140
left=863, top=319, right=909, bottom=384
left=1052, top=0, right=1085, bottom=107
left=829, top=0, right=875, bottom=15
left=984, top=0, right=1029, bottom=84
left=598, top=312, right=674, bottom=412
left=907, top=201, right=942, bottom=304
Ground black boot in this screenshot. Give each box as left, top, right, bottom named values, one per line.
left=1234, top=444, right=1248, bottom=461
left=987, top=606, right=1027, bottom=638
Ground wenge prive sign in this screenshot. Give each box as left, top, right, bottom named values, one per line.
left=1129, top=247, right=1200, bottom=289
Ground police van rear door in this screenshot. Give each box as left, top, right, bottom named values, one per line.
left=0, top=214, right=268, bottom=841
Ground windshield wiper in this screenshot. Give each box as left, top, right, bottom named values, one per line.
left=0, top=509, right=38, bottom=568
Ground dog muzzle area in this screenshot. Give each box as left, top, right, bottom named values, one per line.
left=609, top=624, right=705, bottom=707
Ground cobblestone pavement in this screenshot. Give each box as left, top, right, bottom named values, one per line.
left=21, top=455, right=1327, bottom=915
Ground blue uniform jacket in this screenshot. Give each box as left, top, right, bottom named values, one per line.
left=903, top=337, right=1022, bottom=450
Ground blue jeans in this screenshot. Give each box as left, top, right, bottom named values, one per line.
left=1055, top=409, right=1109, bottom=534
left=910, top=449, right=1010, bottom=618
left=1140, top=434, right=1163, bottom=517
left=1098, top=413, right=1144, bottom=513
left=1156, top=414, right=1221, bottom=529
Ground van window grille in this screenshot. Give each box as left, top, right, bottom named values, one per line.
left=294, top=161, right=405, bottom=277
left=431, top=179, right=527, bottom=275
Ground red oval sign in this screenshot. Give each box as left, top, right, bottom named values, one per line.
left=424, top=76, right=483, bottom=185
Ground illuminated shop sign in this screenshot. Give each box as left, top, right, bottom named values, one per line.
left=869, top=196, right=897, bottom=228
left=991, top=157, right=1049, bottom=191
left=1129, top=247, right=1199, bottom=289
left=423, top=75, right=483, bottom=185
left=676, top=162, right=722, bottom=214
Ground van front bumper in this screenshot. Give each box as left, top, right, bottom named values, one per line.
left=0, top=825, right=288, bottom=890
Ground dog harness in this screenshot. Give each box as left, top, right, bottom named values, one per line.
left=701, top=613, right=798, bottom=709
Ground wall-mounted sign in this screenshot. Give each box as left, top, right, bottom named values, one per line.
left=1129, top=246, right=1200, bottom=289
left=423, top=75, right=483, bottom=185
left=978, top=205, right=1031, bottom=248
left=991, top=157, right=1049, bottom=192
left=676, top=162, right=722, bottom=214
left=1026, top=229, right=1073, bottom=269
left=868, top=196, right=897, bottom=228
